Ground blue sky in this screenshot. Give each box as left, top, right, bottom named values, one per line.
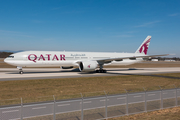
left=0, top=0, right=180, bottom=57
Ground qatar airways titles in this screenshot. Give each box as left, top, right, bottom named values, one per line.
left=28, top=54, right=66, bottom=62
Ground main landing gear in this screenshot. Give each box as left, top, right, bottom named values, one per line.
left=96, top=64, right=107, bottom=73
left=17, top=66, right=23, bottom=74
left=96, top=69, right=107, bottom=73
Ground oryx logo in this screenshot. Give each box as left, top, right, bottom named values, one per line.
left=88, top=64, right=91, bottom=68
left=139, top=38, right=151, bottom=55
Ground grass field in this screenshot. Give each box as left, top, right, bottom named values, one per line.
left=0, top=73, right=180, bottom=103
left=109, top=106, right=180, bottom=120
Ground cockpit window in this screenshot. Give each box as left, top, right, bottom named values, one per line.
left=7, top=56, right=14, bottom=58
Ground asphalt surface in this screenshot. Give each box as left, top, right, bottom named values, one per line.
left=0, top=67, right=180, bottom=81
left=0, top=89, right=180, bottom=120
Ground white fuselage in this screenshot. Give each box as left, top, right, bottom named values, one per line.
left=4, top=51, right=143, bottom=67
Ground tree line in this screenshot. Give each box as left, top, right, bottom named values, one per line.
left=0, top=52, right=13, bottom=58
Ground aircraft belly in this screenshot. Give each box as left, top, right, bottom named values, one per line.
left=8, top=61, right=75, bottom=67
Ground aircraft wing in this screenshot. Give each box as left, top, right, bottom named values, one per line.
left=96, top=54, right=169, bottom=63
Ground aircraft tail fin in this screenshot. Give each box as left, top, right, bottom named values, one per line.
left=135, top=36, right=151, bottom=55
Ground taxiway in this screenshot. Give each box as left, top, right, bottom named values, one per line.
left=0, top=67, right=180, bottom=81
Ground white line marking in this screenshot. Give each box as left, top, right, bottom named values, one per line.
left=100, top=99, right=109, bottom=102
left=58, top=104, right=70, bottom=107
left=2, top=110, right=19, bottom=113
left=9, top=118, right=20, bottom=120
left=148, top=94, right=155, bottom=96
left=23, top=102, right=53, bottom=107
left=108, top=95, right=126, bottom=99
left=134, top=95, right=142, bottom=98
left=56, top=100, right=81, bottom=104
left=32, top=106, right=46, bottom=110
left=129, top=93, right=144, bottom=95
left=0, top=106, right=21, bottom=110
left=117, top=97, right=126, bottom=99
left=80, top=101, right=92, bottom=104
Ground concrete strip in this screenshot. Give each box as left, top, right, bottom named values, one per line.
left=0, top=67, right=180, bottom=81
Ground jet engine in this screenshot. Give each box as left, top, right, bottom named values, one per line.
left=79, top=61, right=98, bottom=72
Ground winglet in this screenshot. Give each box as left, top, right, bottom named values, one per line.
left=135, top=36, right=151, bottom=55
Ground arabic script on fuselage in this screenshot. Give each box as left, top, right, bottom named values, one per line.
left=71, top=54, right=86, bottom=56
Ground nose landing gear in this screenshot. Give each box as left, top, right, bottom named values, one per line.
left=17, top=66, right=23, bottom=74
left=19, top=70, right=24, bottom=74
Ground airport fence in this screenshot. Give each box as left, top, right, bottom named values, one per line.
left=0, top=86, right=180, bottom=120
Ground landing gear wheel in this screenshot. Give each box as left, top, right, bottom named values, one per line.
left=19, top=71, right=23, bottom=74
left=96, top=69, right=107, bottom=73
left=103, top=70, right=107, bottom=73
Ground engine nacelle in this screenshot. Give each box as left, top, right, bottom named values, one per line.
left=79, top=61, right=98, bottom=72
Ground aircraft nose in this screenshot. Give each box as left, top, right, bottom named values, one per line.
left=4, top=58, right=9, bottom=64
left=4, top=57, right=16, bottom=66
left=4, top=58, right=7, bottom=63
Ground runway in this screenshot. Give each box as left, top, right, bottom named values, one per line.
left=0, top=67, right=180, bottom=81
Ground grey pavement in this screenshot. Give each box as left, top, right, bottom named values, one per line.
left=1, top=67, right=180, bottom=81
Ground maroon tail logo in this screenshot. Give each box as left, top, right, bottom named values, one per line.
left=139, top=38, right=151, bottom=55
left=88, top=64, right=91, bottom=68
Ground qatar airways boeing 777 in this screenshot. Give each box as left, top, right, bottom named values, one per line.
left=4, top=36, right=168, bottom=74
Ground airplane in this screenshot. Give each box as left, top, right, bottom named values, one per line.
left=4, top=36, right=168, bottom=74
